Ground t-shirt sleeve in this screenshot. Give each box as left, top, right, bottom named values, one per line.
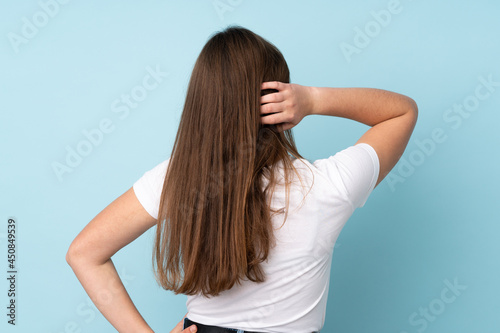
left=312, top=143, right=380, bottom=209
left=132, top=158, right=170, bottom=220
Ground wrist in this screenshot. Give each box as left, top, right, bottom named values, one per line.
left=307, top=86, right=320, bottom=116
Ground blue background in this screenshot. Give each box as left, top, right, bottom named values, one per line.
left=1, top=0, right=499, bottom=332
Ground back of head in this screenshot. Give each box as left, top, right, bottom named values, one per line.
left=153, top=25, right=306, bottom=297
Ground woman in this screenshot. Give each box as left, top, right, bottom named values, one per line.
left=66, top=26, right=417, bottom=333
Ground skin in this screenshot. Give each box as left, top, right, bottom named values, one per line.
left=66, top=185, right=197, bottom=333
left=260, top=81, right=418, bottom=188
left=66, top=81, right=417, bottom=332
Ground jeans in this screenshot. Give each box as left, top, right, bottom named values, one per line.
left=183, top=317, right=320, bottom=333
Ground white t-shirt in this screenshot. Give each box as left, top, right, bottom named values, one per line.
left=133, top=143, right=379, bottom=333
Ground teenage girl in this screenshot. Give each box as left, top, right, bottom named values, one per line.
left=66, top=26, right=417, bottom=333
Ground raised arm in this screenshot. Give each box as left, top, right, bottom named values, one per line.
left=260, top=82, right=418, bottom=189
left=309, top=86, right=418, bottom=188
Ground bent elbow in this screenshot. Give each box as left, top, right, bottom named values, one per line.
left=409, top=98, right=418, bottom=116
left=66, top=245, right=77, bottom=266
left=66, top=242, right=84, bottom=266
left=406, top=98, right=418, bottom=123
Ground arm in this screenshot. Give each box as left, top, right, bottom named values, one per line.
left=260, top=82, right=418, bottom=189
left=309, top=86, right=418, bottom=188
left=66, top=188, right=157, bottom=332
left=66, top=188, right=199, bottom=333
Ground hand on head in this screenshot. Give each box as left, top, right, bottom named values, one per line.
left=260, top=81, right=314, bottom=132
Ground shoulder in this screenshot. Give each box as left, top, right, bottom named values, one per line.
left=310, top=143, right=379, bottom=208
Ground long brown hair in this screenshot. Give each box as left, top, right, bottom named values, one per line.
left=152, top=25, right=312, bottom=297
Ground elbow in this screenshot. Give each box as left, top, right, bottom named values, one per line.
left=66, top=241, right=85, bottom=266
left=407, top=97, right=418, bottom=122
left=65, top=244, right=77, bottom=266
left=66, top=242, right=110, bottom=267
left=409, top=97, right=418, bottom=114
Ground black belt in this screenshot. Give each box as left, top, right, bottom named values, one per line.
left=183, top=317, right=264, bottom=333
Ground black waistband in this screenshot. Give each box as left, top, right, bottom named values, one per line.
left=184, top=317, right=264, bottom=333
